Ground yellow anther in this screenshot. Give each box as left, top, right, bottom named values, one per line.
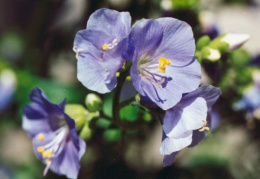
left=42, top=149, right=53, bottom=159
left=165, top=59, right=171, bottom=65
left=157, top=57, right=171, bottom=73
left=37, top=146, right=45, bottom=153
left=199, top=119, right=210, bottom=132
left=102, top=44, right=108, bottom=51
left=126, top=76, right=132, bottom=81
left=38, top=134, right=44, bottom=141
left=46, top=159, right=51, bottom=165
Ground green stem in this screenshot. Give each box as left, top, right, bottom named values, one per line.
left=112, top=70, right=127, bottom=126
left=100, top=111, right=113, bottom=121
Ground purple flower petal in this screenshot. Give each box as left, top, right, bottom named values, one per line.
left=74, top=29, right=115, bottom=53
left=163, top=152, right=178, bottom=167
left=87, top=8, right=131, bottom=40
left=77, top=50, right=123, bottom=93
left=163, top=97, right=207, bottom=138
left=182, top=85, right=221, bottom=109
left=154, top=18, right=195, bottom=66
left=22, top=104, right=51, bottom=138
left=160, top=131, right=193, bottom=155
left=50, top=138, right=86, bottom=179
left=128, top=19, right=163, bottom=56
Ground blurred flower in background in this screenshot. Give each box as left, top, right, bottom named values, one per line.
left=0, top=69, right=16, bottom=112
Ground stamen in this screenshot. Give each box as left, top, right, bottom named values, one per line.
left=154, top=78, right=165, bottom=89
left=42, top=149, right=53, bottom=159
left=102, top=44, right=108, bottom=51
left=199, top=119, right=210, bottom=132
left=43, top=160, right=52, bottom=176
left=73, top=47, right=84, bottom=59
left=102, top=39, right=117, bottom=51
left=37, top=146, right=44, bottom=153
left=157, top=57, right=171, bottom=73
left=46, top=159, right=51, bottom=165
left=38, top=134, right=44, bottom=141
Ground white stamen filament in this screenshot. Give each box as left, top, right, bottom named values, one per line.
left=42, top=127, right=68, bottom=157
left=107, top=39, right=118, bottom=49
left=43, top=160, right=52, bottom=176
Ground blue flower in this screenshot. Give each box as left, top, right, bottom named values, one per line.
left=233, top=86, right=260, bottom=112
left=73, top=8, right=131, bottom=93
left=0, top=69, right=16, bottom=112
left=233, top=71, right=260, bottom=119
left=160, top=85, right=221, bottom=166
left=126, top=18, right=201, bottom=110
left=22, top=87, right=86, bottom=178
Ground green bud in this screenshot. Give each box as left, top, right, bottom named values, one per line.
left=79, top=123, right=92, bottom=140
left=96, top=118, right=112, bottom=129
left=85, top=93, right=102, bottom=112
left=196, top=35, right=211, bottom=50
left=230, top=49, right=250, bottom=68
left=201, top=47, right=220, bottom=62
left=104, top=129, right=122, bottom=142
left=65, top=104, right=89, bottom=130
left=143, top=112, right=152, bottom=122
left=126, top=76, right=132, bottom=81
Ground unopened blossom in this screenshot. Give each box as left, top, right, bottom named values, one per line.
left=73, top=8, right=131, bottom=93
left=220, top=33, right=250, bottom=50
left=126, top=18, right=201, bottom=110
left=160, top=85, right=221, bottom=166
left=22, top=87, right=86, bottom=178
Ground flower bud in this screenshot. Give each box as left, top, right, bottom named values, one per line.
left=201, top=47, right=221, bottom=61
left=85, top=93, right=102, bottom=112
left=220, top=33, right=250, bottom=50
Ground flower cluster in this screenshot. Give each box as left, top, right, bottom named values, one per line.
left=74, top=8, right=221, bottom=166
left=22, top=8, right=222, bottom=178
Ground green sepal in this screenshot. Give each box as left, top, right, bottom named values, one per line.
left=65, top=104, right=89, bottom=130
left=79, top=123, right=92, bottom=140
